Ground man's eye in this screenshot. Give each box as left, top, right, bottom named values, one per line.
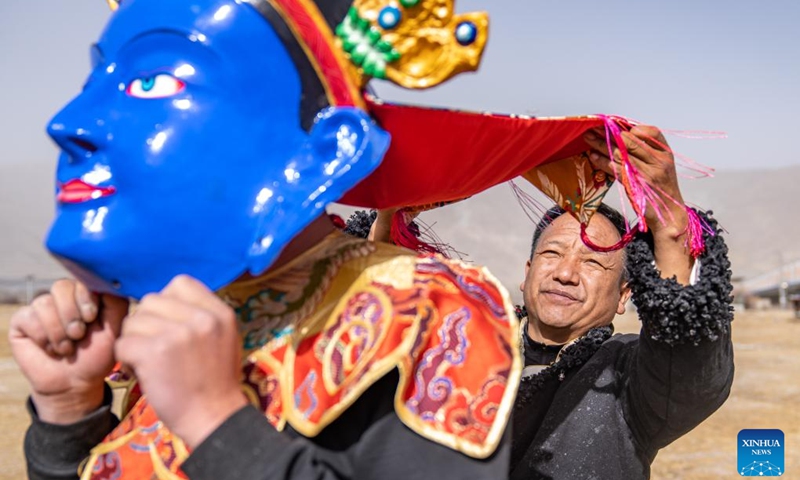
left=586, top=259, right=604, bottom=267
left=126, top=74, right=186, bottom=99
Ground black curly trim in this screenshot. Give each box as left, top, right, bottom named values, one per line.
left=343, top=210, right=377, bottom=239
left=516, top=324, right=614, bottom=408
left=514, top=305, right=528, bottom=320
left=342, top=209, right=424, bottom=242
left=627, top=210, right=734, bottom=346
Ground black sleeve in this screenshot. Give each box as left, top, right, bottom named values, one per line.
left=24, top=385, right=119, bottom=480
left=622, top=210, right=735, bottom=452
left=183, top=403, right=511, bottom=480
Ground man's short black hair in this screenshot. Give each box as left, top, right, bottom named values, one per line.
left=529, top=204, right=630, bottom=283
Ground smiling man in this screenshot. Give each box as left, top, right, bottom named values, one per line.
left=509, top=126, right=735, bottom=479
left=349, top=125, right=736, bottom=480
left=522, top=205, right=632, bottom=345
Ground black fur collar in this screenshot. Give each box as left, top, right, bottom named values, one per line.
left=515, top=321, right=614, bottom=407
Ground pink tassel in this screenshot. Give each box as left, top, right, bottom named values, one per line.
left=605, top=115, right=720, bottom=180
left=598, top=115, right=651, bottom=234
left=580, top=224, right=637, bottom=253
left=585, top=115, right=720, bottom=259
left=684, top=207, right=715, bottom=258
left=390, top=209, right=445, bottom=256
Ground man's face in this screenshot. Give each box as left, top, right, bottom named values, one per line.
left=521, top=213, right=631, bottom=342
left=44, top=0, right=386, bottom=299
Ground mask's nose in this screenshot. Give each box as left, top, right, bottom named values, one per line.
left=47, top=101, right=106, bottom=164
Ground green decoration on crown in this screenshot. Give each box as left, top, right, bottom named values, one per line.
left=335, top=7, right=402, bottom=79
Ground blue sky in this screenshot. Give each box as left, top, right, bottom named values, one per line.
left=1, top=0, right=798, bottom=171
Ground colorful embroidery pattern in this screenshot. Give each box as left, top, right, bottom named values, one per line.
left=222, top=235, right=378, bottom=356
left=81, top=397, right=190, bottom=479
left=406, top=307, right=471, bottom=420
left=81, top=234, right=520, bottom=478
left=525, top=152, right=615, bottom=225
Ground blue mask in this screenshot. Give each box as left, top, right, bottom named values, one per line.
left=45, top=0, right=390, bottom=299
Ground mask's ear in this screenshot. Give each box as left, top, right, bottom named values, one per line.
left=246, top=107, right=390, bottom=275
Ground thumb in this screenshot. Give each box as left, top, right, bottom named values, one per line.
left=98, top=294, right=130, bottom=337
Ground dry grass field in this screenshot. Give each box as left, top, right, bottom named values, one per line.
left=1, top=305, right=798, bottom=479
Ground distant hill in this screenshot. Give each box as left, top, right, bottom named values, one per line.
left=2, top=161, right=798, bottom=303
left=676, top=165, right=800, bottom=280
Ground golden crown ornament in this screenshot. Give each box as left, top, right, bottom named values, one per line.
left=335, top=0, right=489, bottom=89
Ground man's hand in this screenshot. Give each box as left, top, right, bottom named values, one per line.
left=369, top=208, right=421, bottom=244
left=583, top=125, right=694, bottom=284
left=9, top=280, right=129, bottom=424
left=114, top=275, right=247, bottom=449
left=369, top=208, right=399, bottom=243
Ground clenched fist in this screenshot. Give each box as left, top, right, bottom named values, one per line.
left=115, top=275, right=247, bottom=449
left=9, top=279, right=129, bottom=424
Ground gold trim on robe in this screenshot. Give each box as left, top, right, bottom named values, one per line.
left=81, top=232, right=520, bottom=478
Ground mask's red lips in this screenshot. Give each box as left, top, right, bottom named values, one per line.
left=57, top=179, right=116, bottom=204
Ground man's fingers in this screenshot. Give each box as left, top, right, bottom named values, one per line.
left=115, top=314, right=192, bottom=375
left=50, top=280, right=86, bottom=342
left=114, top=333, right=148, bottom=374
left=583, top=130, right=612, bottom=158
left=161, top=276, right=235, bottom=326
left=98, top=294, right=130, bottom=338
left=583, top=131, right=621, bottom=173
left=119, top=310, right=167, bottom=339
left=592, top=124, right=668, bottom=152
left=9, top=307, right=50, bottom=349
left=137, top=294, right=222, bottom=337
left=74, top=282, right=99, bottom=323
left=30, top=295, right=73, bottom=356
left=630, top=125, right=669, bottom=151
left=619, top=131, right=659, bottom=164
left=588, top=151, right=626, bottom=180
left=584, top=128, right=660, bottom=166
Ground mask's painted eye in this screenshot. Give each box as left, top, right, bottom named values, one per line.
left=126, top=74, right=185, bottom=99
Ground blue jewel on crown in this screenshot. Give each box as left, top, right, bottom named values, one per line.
left=455, top=21, right=477, bottom=45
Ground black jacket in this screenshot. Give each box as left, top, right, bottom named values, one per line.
left=25, top=367, right=511, bottom=480
left=510, top=211, right=735, bottom=479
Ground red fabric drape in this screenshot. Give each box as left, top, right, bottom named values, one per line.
left=340, top=97, right=608, bottom=209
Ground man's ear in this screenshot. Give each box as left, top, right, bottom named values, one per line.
left=520, top=259, right=532, bottom=293
left=616, top=281, right=633, bottom=315
left=246, top=107, right=390, bottom=275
